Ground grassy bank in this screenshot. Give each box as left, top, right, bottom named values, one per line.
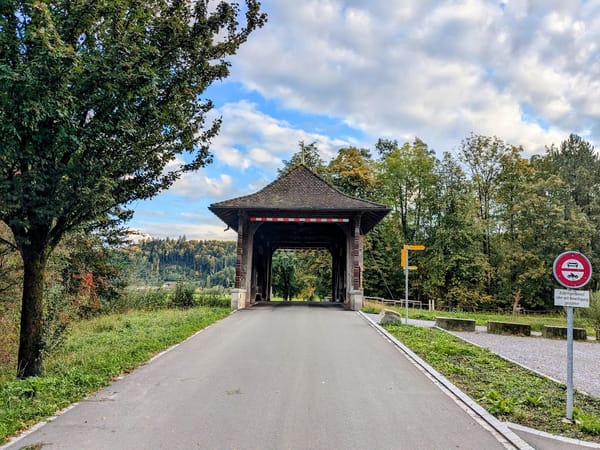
left=384, top=324, right=600, bottom=442
left=0, top=306, right=230, bottom=444
left=363, top=300, right=595, bottom=335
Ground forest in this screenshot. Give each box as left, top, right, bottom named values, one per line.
left=120, top=238, right=236, bottom=288
left=273, top=133, right=600, bottom=312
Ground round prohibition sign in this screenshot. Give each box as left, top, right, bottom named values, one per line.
left=553, top=251, right=593, bottom=289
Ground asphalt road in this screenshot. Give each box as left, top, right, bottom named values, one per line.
left=7, top=304, right=513, bottom=450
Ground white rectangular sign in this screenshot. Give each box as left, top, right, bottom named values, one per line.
left=554, top=289, right=589, bottom=308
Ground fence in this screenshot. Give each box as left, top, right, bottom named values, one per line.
left=364, top=296, right=434, bottom=310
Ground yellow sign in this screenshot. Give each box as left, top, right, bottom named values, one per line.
left=401, top=244, right=425, bottom=268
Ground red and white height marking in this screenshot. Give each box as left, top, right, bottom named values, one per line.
left=250, top=217, right=349, bottom=223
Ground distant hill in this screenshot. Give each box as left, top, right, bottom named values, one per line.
left=119, top=237, right=236, bottom=287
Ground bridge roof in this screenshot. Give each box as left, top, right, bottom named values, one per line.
left=209, top=165, right=390, bottom=234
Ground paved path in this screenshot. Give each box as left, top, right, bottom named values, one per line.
left=6, top=305, right=515, bottom=450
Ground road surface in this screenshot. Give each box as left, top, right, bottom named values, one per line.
left=6, top=304, right=515, bottom=449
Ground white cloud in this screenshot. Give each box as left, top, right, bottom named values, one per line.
left=169, top=169, right=239, bottom=200
left=209, top=100, right=352, bottom=170
left=228, top=0, right=600, bottom=153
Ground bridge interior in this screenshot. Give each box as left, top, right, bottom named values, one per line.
left=251, top=222, right=347, bottom=303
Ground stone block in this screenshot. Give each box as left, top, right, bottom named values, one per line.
left=231, top=288, right=247, bottom=310
left=542, top=325, right=587, bottom=340
left=435, top=317, right=476, bottom=332
left=379, top=309, right=402, bottom=325
left=487, top=321, right=531, bottom=336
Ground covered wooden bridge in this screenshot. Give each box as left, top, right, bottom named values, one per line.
left=209, top=166, right=389, bottom=310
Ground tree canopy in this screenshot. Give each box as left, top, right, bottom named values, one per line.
left=0, top=0, right=266, bottom=378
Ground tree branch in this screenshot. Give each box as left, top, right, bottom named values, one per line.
left=0, top=236, right=18, bottom=251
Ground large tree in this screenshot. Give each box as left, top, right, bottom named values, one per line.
left=0, top=0, right=266, bottom=378
left=377, top=138, right=437, bottom=242
left=327, top=146, right=376, bottom=199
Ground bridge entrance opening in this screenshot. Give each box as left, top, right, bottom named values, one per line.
left=269, top=248, right=332, bottom=302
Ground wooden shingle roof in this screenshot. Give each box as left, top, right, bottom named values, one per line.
left=209, top=165, right=390, bottom=234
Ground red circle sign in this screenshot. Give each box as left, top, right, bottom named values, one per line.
left=553, top=251, right=593, bottom=288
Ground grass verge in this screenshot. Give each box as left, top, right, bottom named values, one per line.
left=0, top=306, right=230, bottom=444
left=383, top=324, right=600, bottom=442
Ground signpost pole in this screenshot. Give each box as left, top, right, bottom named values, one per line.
left=404, top=247, right=409, bottom=325
left=566, top=303, right=574, bottom=421
left=552, top=250, right=592, bottom=422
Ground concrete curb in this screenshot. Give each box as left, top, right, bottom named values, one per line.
left=358, top=311, right=534, bottom=450
left=506, top=422, right=600, bottom=449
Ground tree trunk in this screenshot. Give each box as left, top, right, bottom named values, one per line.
left=17, top=247, right=48, bottom=378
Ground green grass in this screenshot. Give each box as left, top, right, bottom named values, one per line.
left=363, top=300, right=595, bottom=335
left=384, top=324, right=600, bottom=442
left=0, top=306, right=230, bottom=444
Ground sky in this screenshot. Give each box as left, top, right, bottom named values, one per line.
left=127, top=0, right=600, bottom=242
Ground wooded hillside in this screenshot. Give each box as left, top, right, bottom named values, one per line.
left=119, top=238, right=236, bottom=288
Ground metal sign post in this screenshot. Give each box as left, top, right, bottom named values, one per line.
left=566, top=303, right=574, bottom=420
left=552, top=251, right=592, bottom=421
left=401, top=244, right=425, bottom=325
left=404, top=250, right=409, bottom=325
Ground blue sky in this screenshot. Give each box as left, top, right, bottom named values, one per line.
left=127, top=0, right=600, bottom=241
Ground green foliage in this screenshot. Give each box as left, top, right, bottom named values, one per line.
left=477, top=390, right=516, bottom=416
left=575, top=409, right=600, bottom=436
left=361, top=305, right=382, bottom=314
left=376, top=138, right=437, bottom=242
left=172, top=282, right=195, bottom=309
left=194, top=290, right=230, bottom=308
left=271, top=251, right=301, bottom=301
left=363, top=132, right=599, bottom=312
left=119, top=238, right=236, bottom=287
left=110, top=289, right=170, bottom=312
left=327, top=147, right=376, bottom=199
left=279, top=141, right=327, bottom=177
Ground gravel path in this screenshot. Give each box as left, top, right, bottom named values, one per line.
left=448, top=330, right=600, bottom=398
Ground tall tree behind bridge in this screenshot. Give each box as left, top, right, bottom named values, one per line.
left=0, top=0, right=266, bottom=378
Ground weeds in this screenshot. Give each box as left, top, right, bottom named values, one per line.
left=575, top=409, right=600, bottom=435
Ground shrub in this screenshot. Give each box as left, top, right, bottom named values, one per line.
left=172, top=282, right=196, bottom=308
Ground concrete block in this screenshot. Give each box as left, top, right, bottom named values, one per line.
left=435, top=317, right=476, bottom=332
left=542, top=325, right=587, bottom=340
left=487, top=321, right=531, bottom=336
